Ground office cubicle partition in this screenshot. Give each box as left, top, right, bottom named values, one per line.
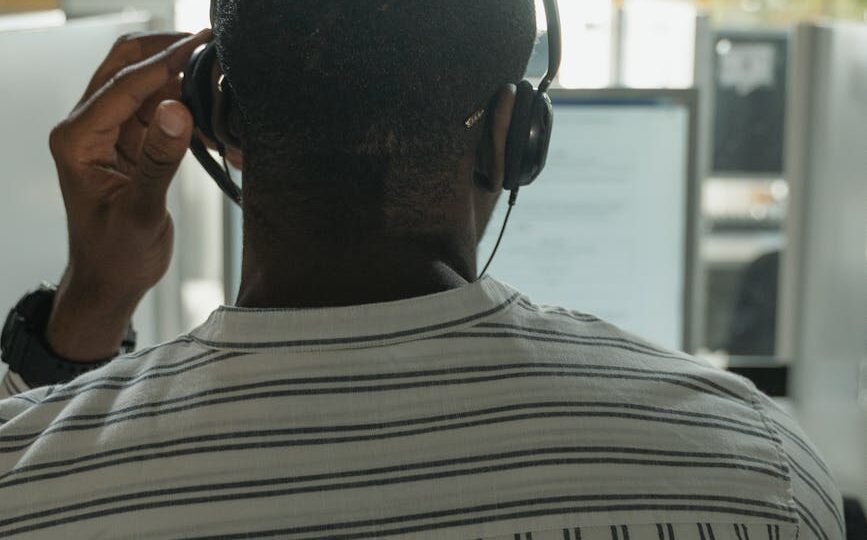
left=778, top=21, right=867, bottom=506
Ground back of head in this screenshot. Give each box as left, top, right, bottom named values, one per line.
left=213, top=1, right=536, bottom=218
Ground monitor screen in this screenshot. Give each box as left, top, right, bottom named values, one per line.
left=479, top=90, right=697, bottom=350
left=712, top=31, right=789, bottom=175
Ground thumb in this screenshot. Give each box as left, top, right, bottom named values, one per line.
left=135, top=100, right=193, bottom=201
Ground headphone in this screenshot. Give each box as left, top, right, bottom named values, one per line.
left=181, top=0, right=562, bottom=209
left=181, top=41, right=242, bottom=205
left=502, top=0, right=562, bottom=193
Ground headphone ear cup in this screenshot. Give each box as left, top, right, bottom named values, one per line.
left=503, top=80, right=537, bottom=192
left=181, top=42, right=220, bottom=144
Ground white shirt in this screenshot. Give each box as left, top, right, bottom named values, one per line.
left=0, top=277, right=844, bottom=539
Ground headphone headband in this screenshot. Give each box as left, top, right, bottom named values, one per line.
left=539, top=0, right=562, bottom=93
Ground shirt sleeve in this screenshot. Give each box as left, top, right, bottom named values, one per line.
left=756, top=393, right=846, bottom=540
left=0, top=366, right=53, bottom=427
left=0, top=366, right=33, bottom=399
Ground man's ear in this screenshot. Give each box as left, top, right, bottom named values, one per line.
left=474, top=84, right=517, bottom=193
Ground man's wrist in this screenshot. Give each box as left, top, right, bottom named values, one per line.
left=45, top=270, right=143, bottom=363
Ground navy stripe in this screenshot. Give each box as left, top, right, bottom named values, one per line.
left=476, top=322, right=689, bottom=360
left=667, top=523, right=676, bottom=540
left=789, top=458, right=844, bottom=533
left=10, top=394, right=37, bottom=404
left=14, top=357, right=759, bottom=442
left=1, top=439, right=787, bottom=490
left=189, top=293, right=521, bottom=349
left=575, top=527, right=582, bottom=540
left=0, top=450, right=785, bottom=496
left=517, top=301, right=600, bottom=322
left=0, top=404, right=779, bottom=479
left=0, top=395, right=778, bottom=454
left=795, top=508, right=825, bottom=540
left=41, top=350, right=230, bottom=403
left=698, top=523, right=707, bottom=540
left=621, top=525, right=630, bottom=540
left=0, top=370, right=770, bottom=448
left=774, top=524, right=779, bottom=540
left=563, top=529, right=571, bottom=540
left=1, top=454, right=796, bottom=520
left=117, top=336, right=194, bottom=361
left=706, top=523, right=716, bottom=540
left=433, top=331, right=719, bottom=380
left=434, top=332, right=744, bottom=401
left=0, top=494, right=800, bottom=538
left=4, top=449, right=788, bottom=491
left=657, top=524, right=665, bottom=540
left=128, top=336, right=195, bottom=357
left=611, top=525, right=619, bottom=540
left=771, top=419, right=832, bottom=476
left=13, top=362, right=756, bottom=436
left=795, top=498, right=829, bottom=540
left=184, top=504, right=796, bottom=540
left=41, top=359, right=751, bottom=411
left=734, top=524, right=744, bottom=540
left=766, top=524, right=773, bottom=540
left=742, top=524, right=751, bottom=540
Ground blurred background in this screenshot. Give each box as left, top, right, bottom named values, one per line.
left=0, top=0, right=865, bottom=519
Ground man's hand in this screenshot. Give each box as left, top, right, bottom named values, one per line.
left=45, top=30, right=211, bottom=362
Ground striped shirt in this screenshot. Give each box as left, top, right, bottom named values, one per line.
left=0, top=277, right=843, bottom=539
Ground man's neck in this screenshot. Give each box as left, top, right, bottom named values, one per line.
left=235, top=236, right=476, bottom=309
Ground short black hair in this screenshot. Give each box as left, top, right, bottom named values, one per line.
left=214, top=1, right=536, bottom=201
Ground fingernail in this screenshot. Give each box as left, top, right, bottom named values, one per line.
left=191, top=28, right=212, bottom=42
left=158, top=105, right=186, bottom=138
left=168, top=29, right=212, bottom=71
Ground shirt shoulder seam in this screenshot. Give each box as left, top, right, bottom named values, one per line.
left=747, top=384, right=801, bottom=539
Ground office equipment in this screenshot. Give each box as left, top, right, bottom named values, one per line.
left=712, top=30, right=789, bottom=176
left=778, top=21, right=867, bottom=506
left=480, top=89, right=700, bottom=351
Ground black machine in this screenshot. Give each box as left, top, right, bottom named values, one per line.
left=181, top=0, right=562, bottom=274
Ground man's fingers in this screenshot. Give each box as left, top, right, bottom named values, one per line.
left=115, top=76, right=185, bottom=171
left=137, top=75, right=184, bottom=125
left=73, top=29, right=210, bottom=136
left=78, top=32, right=190, bottom=107
left=134, top=101, right=193, bottom=210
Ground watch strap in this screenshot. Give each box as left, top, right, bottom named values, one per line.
left=1, top=285, right=131, bottom=388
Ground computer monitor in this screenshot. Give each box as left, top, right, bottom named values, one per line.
left=479, top=88, right=700, bottom=351
left=711, top=30, right=789, bottom=177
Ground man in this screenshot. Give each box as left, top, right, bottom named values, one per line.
left=0, top=1, right=843, bottom=538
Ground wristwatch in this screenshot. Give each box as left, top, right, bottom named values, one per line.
left=0, top=284, right=136, bottom=388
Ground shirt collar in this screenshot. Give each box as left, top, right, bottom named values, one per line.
left=188, top=276, right=521, bottom=352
